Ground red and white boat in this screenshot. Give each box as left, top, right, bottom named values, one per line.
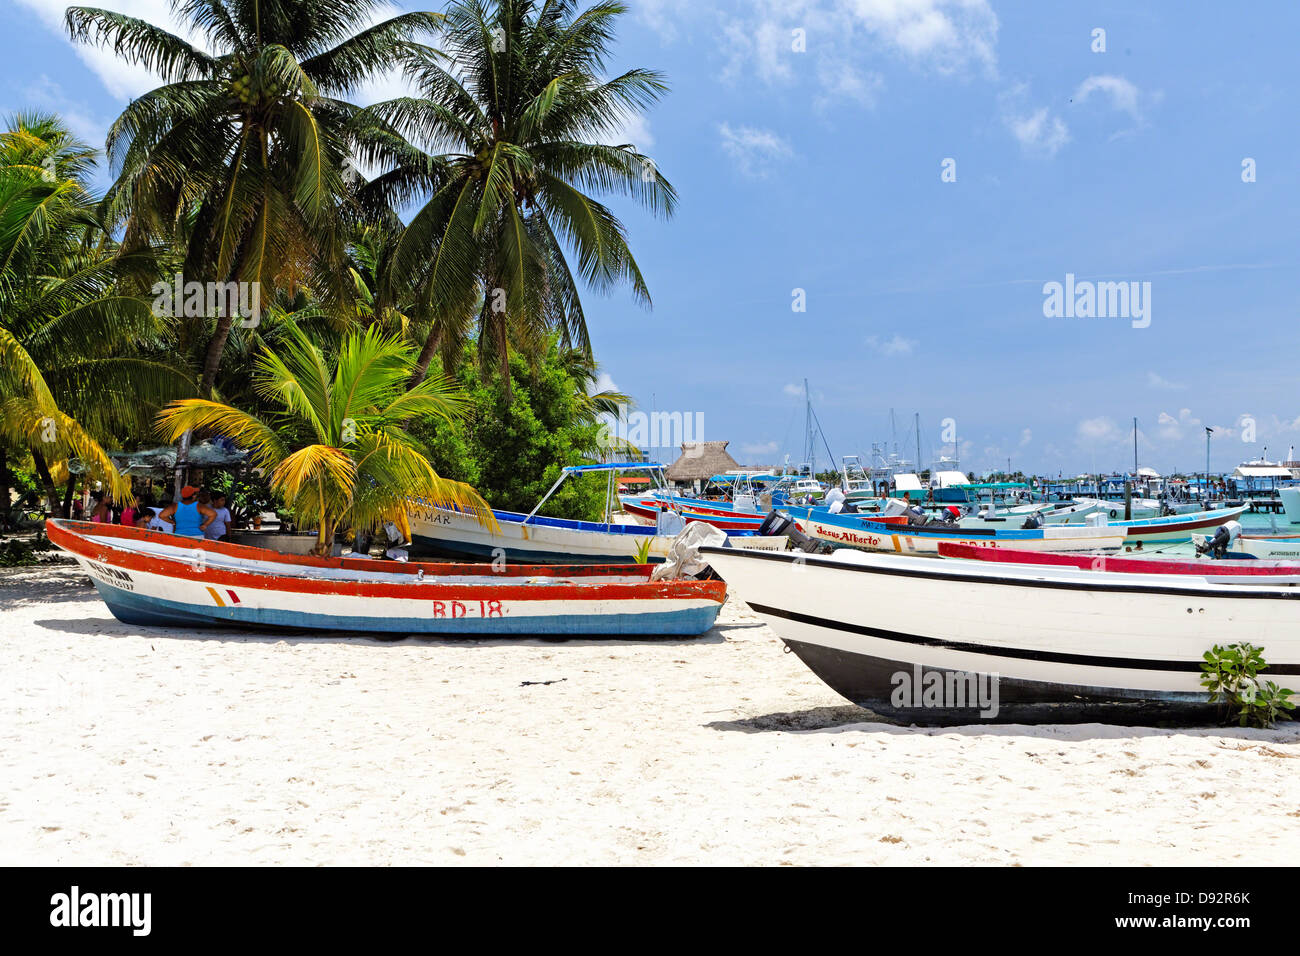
left=47, top=519, right=728, bottom=637
left=938, top=542, right=1300, bottom=584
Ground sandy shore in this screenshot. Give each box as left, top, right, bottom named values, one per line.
left=3, top=562, right=1299, bottom=866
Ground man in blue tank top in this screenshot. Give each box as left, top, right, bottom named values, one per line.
left=160, top=485, right=216, bottom=539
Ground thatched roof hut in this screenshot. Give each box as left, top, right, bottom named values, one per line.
left=665, top=441, right=740, bottom=484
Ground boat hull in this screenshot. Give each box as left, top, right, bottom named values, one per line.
left=407, top=502, right=784, bottom=564
left=48, top=520, right=728, bottom=637
left=701, top=546, right=1300, bottom=724
left=790, top=513, right=1124, bottom=554
left=1114, top=506, right=1249, bottom=544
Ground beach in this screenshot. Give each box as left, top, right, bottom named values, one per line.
left=3, top=562, right=1299, bottom=867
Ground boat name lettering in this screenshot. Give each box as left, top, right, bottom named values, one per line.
left=429, top=599, right=505, bottom=618
left=85, top=561, right=135, bottom=590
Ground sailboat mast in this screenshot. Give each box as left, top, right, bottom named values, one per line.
left=804, top=378, right=813, bottom=476
left=1133, top=416, right=1138, bottom=474
left=915, top=412, right=921, bottom=474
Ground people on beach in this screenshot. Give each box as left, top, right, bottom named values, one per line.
left=204, top=493, right=232, bottom=540
left=161, top=485, right=215, bottom=539
left=89, top=496, right=112, bottom=523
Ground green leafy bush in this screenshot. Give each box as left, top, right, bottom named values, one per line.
left=1200, top=643, right=1296, bottom=729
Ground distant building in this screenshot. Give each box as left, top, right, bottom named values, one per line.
left=665, top=441, right=741, bottom=491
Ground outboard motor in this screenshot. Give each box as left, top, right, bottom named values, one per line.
left=1021, top=513, right=1043, bottom=530
left=1195, top=520, right=1242, bottom=559
left=756, top=510, right=829, bottom=553
left=381, top=521, right=410, bottom=561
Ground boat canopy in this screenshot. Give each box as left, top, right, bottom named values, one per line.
left=562, top=462, right=666, bottom=474
left=931, top=470, right=972, bottom=488
left=1233, top=465, right=1292, bottom=478
left=893, top=473, right=923, bottom=492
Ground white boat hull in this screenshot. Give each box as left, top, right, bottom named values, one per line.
left=792, top=514, right=1125, bottom=555
left=701, top=546, right=1300, bottom=724
left=408, top=501, right=786, bottom=564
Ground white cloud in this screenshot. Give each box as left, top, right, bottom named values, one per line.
left=1018, top=428, right=1032, bottom=448
left=718, top=122, right=793, bottom=178
left=599, top=111, right=655, bottom=149
left=783, top=382, right=805, bottom=397
left=1076, top=416, right=1123, bottom=444
left=595, top=372, right=619, bottom=394
left=719, top=0, right=997, bottom=106
left=816, top=59, right=885, bottom=109
left=1154, top=408, right=1200, bottom=441
left=865, top=333, right=916, bottom=355
left=17, top=0, right=196, bottom=99
left=834, top=0, right=999, bottom=75
left=630, top=0, right=698, bottom=42
left=1007, top=108, right=1068, bottom=155
left=741, top=440, right=779, bottom=457
left=1073, top=74, right=1141, bottom=118
left=16, top=74, right=108, bottom=148
left=1147, top=371, right=1185, bottom=390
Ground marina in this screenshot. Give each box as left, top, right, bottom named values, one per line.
left=4, top=0, right=1299, bottom=879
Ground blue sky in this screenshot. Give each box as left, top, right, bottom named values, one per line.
left=4, top=0, right=1298, bottom=476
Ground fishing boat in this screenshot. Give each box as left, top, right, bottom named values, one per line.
left=938, top=541, right=1300, bottom=583
left=1227, top=534, right=1300, bottom=561
left=408, top=463, right=787, bottom=563
left=1109, top=505, right=1248, bottom=545
left=787, top=509, right=1125, bottom=554
left=47, top=519, right=729, bottom=637
left=700, top=544, right=1300, bottom=723
left=619, top=497, right=769, bottom=532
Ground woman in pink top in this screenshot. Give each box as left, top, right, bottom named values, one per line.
left=90, top=498, right=112, bottom=523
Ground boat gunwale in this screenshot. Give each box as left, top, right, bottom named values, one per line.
left=699, top=544, right=1300, bottom=599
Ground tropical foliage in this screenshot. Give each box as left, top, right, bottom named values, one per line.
left=0, top=111, right=185, bottom=515
left=414, top=334, right=626, bottom=518
left=362, top=0, right=676, bottom=393
left=1, top=1, right=669, bottom=536
left=157, top=324, right=495, bottom=553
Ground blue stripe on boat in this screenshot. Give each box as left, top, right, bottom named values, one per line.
left=92, top=582, right=721, bottom=636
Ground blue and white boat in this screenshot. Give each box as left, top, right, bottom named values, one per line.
left=408, top=463, right=788, bottom=563
left=787, top=509, right=1125, bottom=554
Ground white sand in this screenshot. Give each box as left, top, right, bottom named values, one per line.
left=3, top=563, right=1299, bottom=866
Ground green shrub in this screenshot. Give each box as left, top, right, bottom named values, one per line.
left=1200, top=643, right=1296, bottom=729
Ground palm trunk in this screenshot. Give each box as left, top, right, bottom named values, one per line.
left=30, top=447, right=59, bottom=515
left=175, top=305, right=235, bottom=499
left=495, top=314, right=512, bottom=404
left=0, top=446, right=11, bottom=530
left=61, top=472, right=75, bottom=519
left=408, top=326, right=442, bottom=389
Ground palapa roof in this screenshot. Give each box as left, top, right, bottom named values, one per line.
left=665, top=441, right=741, bottom=482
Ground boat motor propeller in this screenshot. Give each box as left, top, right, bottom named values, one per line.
left=1194, top=520, right=1242, bottom=560
left=757, top=510, right=829, bottom=554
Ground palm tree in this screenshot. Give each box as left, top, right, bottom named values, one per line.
left=66, top=0, right=446, bottom=487
left=156, top=322, right=494, bottom=555
left=0, top=112, right=183, bottom=514
left=362, top=0, right=677, bottom=395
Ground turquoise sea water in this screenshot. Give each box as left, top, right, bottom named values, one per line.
left=1126, top=509, right=1295, bottom=558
